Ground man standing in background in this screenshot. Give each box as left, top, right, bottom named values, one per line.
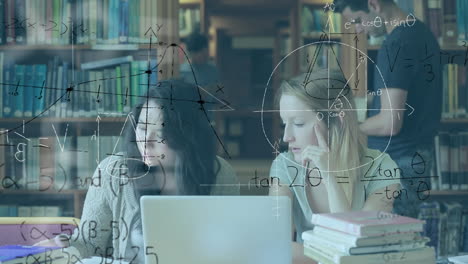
left=180, top=32, right=220, bottom=88
left=334, top=0, right=442, bottom=218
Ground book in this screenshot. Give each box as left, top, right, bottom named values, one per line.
left=13, top=64, right=25, bottom=117
left=23, top=65, right=34, bottom=118
left=461, top=208, right=468, bottom=252
left=449, top=134, right=460, bottom=190
left=426, top=0, right=442, bottom=43
left=311, top=211, right=424, bottom=237
left=33, top=64, right=47, bottom=116
left=303, top=226, right=425, bottom=247
left=304, top=243, right=435, bottom=264
left=3, top=63, right=12, bottom=117
left=81, top=55, right=133, bottom=70
left=461, top=132, right=468, bottom=190
left=457, top=0, right=467, bottom=43
left=5, top=0, right=16, bottom=44
left=436, top=132, right=451, bottom=190
left=0, top=52, right=3, bottom=117
left=0, top=0, right=4, bottom=45
left=303, top=233, right=429, bottom=255
left=444, top=202, right=463, bottom=256
left=15, top=0, right=26, bottom=44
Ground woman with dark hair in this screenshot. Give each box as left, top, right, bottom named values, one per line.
left=125, top=79, right=223, bottom=195
left=38, top=79, right=239, bottom=262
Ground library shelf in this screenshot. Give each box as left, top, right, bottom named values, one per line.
left=0, top=117, right=125, bottom=124
left=301, top=0, right=333, bottom=4
left=302, top=32, right=342, bottom=40
left=0, top=44, right=161, bottom=51
left=427, top=190, right=468, bottom=196
left=367, top=44, right=466, bottom=52
left=0, top=189, right=86, bottom=196
left=440, top=118, right=468, bottom=124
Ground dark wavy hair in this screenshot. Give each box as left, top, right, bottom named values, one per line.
left=123, top=79, right=219, bottom=195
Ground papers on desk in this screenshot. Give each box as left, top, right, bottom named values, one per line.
left=80, top=257, right=129, bottom=264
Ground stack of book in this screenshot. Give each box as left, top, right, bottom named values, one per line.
left=303, top=211, right=436, bottom=264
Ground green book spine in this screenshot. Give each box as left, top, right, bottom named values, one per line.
left=116, top=66, right=122, bottom=112
left=130, top=61, right=139, bottom=107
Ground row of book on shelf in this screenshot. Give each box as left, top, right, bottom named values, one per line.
left=434, top=131, right=468, bottom=191
left=0, top=0, right=160, bottom=46
left=0, top=134, right=122, bottom=191
left=425, top=0, right=467, bottom=46
left=0, top=205, right=63, bottom=217
left=303, top=204, right=468, bottom=264
left=0, top=54, right=157, bottom=118
left=394, top=0, right=467, bottom=46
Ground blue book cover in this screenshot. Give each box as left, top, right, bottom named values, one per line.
left=150, top=58, right=158, bottom=86
left=23, top=65, right=34, bottom=117
left=418, top=202, right=441, bottom=251
left=13, top=65, right=25, bottom=118
left=3, top=64, right=16, bottom=117
left=0, top=0, right=5, bottom=45
left=109, top=0, right=120, bottom=43
left=33, top=64, right=47, bottom=116
left=139, top=60, right=148, bottom=97
left=96, top=0, right=103, bottom=42
left=108, top=0, right=113, bottom=41
left=463, top=0, right=467, bottom=41
left=8, top=206, right=17, bottom=217
left=0, top=245, right=61, bottom=262
left=456, top=0, right=464, bottom=41
left=14, top=0, right=26, bottom=44
left=60, top=61, right=69, bottom=118
left=114, top=0, right=120, bottom=43
left=0, top=206, right=8, bottom=217
left=2, top=63, right=11, bottom=118
left=119, top=0, right=129, bottom=43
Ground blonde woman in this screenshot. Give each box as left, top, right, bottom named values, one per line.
left=269, top=69, right=401, bottom=263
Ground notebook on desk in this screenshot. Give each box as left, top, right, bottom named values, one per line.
left=140, top=196, right=292, bottom=264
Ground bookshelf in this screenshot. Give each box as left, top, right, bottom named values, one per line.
left=0, top=0, right=179, bottom=218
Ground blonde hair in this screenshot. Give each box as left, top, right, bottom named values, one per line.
left=277, top=69, right=366, bottom=204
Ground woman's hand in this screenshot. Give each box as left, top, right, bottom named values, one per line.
left=34, top=235, right=70, bottom=248
left=301, top=122, right=329, bottom=172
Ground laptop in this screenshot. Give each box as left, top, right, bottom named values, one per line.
left=140, top=196, right=292, bottom=264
